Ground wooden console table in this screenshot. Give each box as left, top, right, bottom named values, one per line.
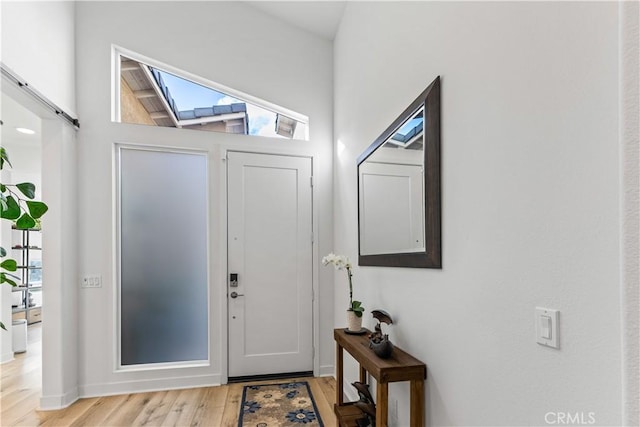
left=334, top=328, right=427, bottom=427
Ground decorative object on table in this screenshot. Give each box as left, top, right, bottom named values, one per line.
left=238, top=381, right=324, bottom=427
left=369, top=309, right=394, bottom=359
left=322, top=253, right=365, bottom=332
left=352, top=381, right=376, bottom=427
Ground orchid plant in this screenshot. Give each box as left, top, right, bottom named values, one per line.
left=322, top=253, right=364, bottom=317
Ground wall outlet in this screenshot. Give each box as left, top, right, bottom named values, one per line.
left=82, top=275, right=102, bottom=288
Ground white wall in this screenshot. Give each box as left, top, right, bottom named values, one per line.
left=334, top=2, right=622, bottom=426
left=619, top=3, right=639, bottom=425
left=74, top=1, right=334, bottom=396
left=1, top=1, right=76, bottom=371
left=0, top=1, right=76, bottom=116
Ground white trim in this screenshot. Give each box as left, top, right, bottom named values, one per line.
left=312, top=154, right=321, bottom=378
left=179, top=112, right=246, bottom=127
left=39, top=387, right=79, bottom=411
left=111, top=45, right=309, bottom=126
left=78, top=374, right=222, bottom=400
left=318, top=365, right=335, bottom=377
left=111, top=47, right=121, bottom=123
left=116, top=360, right=209, bottom=373
left=344, top=384, right=359, bottom=403
left=113, top=143, right=212, bottom=372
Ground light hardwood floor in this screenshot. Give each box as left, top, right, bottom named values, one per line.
left=1, top=324, right=337, bottom=426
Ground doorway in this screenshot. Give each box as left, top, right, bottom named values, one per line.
left=1, top=71, right=78, bottom=409
left=227, top=151, right=313, bottom=379
left=0, top=88, right=45, bottom=412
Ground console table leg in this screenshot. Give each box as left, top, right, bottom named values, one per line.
left=359, top=365, right=367, bottom=384
left=410, top=379, right=424, bottom=427
left=376, top=382, right=388, bottom=427
left=336, top=343, right=344, bottom=406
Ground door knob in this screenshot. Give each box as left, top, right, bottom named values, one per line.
left=230, top=291, right=244, bottom=299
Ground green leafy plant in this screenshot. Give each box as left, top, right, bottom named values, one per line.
left=322, top=253, right=365, bottom=317
left=0, top=147, right=48, bottom=330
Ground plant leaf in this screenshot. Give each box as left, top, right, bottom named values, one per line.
left=0, top=321, right=6, bottom=331
left=0, top=184, right=5, bottom=192
left=15, top=213, right=36, bottom=230
left=16, top=183, right=36, bottom=199
left=0, top=247, right=5, bottom=257
left=26, top=201, right=48, bottom=219
left=1, top=196, right=20, bottom=220
left=1, top=259, right=17, bottom=271
left=0, top=147, right=12, bottom=170
left=0, top=273, right=17, bottom=287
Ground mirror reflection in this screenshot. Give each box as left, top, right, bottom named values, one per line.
left=358, top=107, right=425, bottom=256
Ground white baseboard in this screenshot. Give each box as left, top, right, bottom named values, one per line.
left=318, top=364, right=334, bottom=377
left=40, top=386, right=79, bottom=410
left=344, top=384, right=359, bottom=402
left=1, top=353, right=15, bottom=364
left=78, top=373, right=222, bottom=398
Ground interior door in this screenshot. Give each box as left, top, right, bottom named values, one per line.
left=227, top=152, right=313, bottom=378
left=359, top=161, right=424, bottom=255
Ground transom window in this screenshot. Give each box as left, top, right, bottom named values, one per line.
left=114, top=49, right=308, bottom=140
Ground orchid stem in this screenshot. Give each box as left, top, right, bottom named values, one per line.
left=347, top=266, right=353, bottom=306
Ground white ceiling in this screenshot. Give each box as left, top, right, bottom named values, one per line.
left=246, top=1, right=346, bottom=41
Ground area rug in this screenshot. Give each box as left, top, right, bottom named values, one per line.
left=238, top=381, right=324, bottom=426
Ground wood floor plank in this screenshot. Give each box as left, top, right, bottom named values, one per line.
left=1, top=407, right=49, bottom=427
left=1, top=389, right=43, bottom=426
left=317, top=375, right=337, bottom=407
left=160, top=387, right=206, bottom=427
left=1, top=386, right=38, bottom=412
left=308, top=378, right=337, bottom=427
left=68, top=394, right=128, bottom=427
left=2, top=324, right=338, bottom=426
left=40, top=397, right=100, bottom=426
left=102, top=392, right=156, bottom=426
left=130, top=390, right=178, bottom=427
left=220, top=384, right=243, bottom=427
left=189, top=386, right=228, bottom=427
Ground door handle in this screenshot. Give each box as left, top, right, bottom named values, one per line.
left=230, top=291, right=244, bottom=299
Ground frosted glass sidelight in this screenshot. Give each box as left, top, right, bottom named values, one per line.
left=119, top=147, right=208, bottom=366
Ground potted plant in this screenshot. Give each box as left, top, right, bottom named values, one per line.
left=0, top=147, right=48, bottom=331
left=322, top=253, right=364, bottom=332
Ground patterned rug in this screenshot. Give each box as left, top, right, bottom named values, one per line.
left=238, top=381, right=324, bottom=426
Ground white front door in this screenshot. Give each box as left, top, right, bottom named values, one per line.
left=227, top=152, right=313, bottom=378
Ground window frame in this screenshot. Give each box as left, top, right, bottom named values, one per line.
left=111, top=45, right=309, bottom=140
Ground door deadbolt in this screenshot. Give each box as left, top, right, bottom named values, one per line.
left=230, top=273, right=239, bottom=287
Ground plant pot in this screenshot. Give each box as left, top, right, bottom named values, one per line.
left=347, top=310, right=363, bottom=332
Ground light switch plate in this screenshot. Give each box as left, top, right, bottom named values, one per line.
left=535, top=307, right=559, bottom=348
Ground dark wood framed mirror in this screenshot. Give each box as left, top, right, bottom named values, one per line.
left=357, top=76, right=441, bottom=268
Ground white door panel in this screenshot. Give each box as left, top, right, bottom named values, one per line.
left=227, top=152, right=313, bottom=377
left=359, top=162, right=424, bottom=255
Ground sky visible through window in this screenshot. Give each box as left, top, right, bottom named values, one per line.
left=157, top=71, right=282, bottom=138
